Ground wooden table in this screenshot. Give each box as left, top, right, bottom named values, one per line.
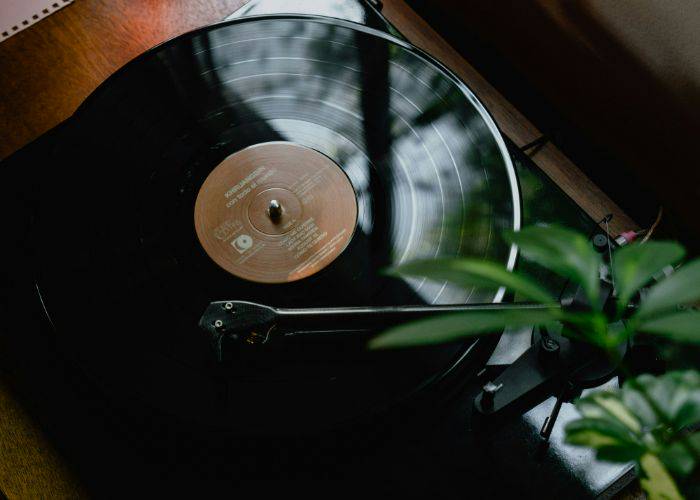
left=0, top=1, right=638, bottom=497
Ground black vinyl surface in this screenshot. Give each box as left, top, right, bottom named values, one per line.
left=29, top=16, right=519, bottom=431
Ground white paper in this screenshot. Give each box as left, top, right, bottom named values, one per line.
left=0, top=0, right=74, bottom=42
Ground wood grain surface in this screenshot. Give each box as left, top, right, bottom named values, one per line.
left=0, top=0, right=639, bottom=497
left=0, top=376, right=86, bottom=499
left=0, top=0, right=248, bottom=161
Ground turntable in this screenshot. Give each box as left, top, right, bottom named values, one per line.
left=0, top=1, right=640, bottom=497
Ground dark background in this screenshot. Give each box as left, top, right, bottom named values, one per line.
left=410, top=0, right=700, bottom=252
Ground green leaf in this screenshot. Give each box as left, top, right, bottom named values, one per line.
left=638, top=311, right=700, bottom=345
left=564, top=417, right=646, bottom=462
left=621, top=381, right=659, bottom=429
left=674, top=397, right=700, bottom=431
left=637, top=259, right=700, bottom=319
left=573, top=391, right=644, bottom=442
left=639, top=453, right=685, bottom=500
left=505, top=225, right=602, bottom=308
left=591, top=392, right=642, bottom=433
left=658, top=439, right=697, bottom=476
left=388, top=258, right=553, bottom=304
left=368, top=307, right=560, bottom=349
left=612, top=241, right=685, bottom=313
left=569, top=371, right=700, bottom=497
left=565, top=428, right=623, bottom=448
left=575, top=396, right=615, bottom=420
left=630, top=372, right=700, bottom=431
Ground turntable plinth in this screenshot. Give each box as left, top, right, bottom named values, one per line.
left=0, top=1, right=638, bottom=498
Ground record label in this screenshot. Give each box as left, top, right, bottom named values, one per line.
left=194, top=142, right=358, bottom=283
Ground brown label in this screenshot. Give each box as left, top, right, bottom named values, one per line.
left=194, top=142, right=357, bottom=283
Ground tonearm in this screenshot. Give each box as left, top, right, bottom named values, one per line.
left=199, top=229, right=627, bottom=440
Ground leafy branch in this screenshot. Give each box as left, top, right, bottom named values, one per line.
left=369, top=224, right=700, bottom=499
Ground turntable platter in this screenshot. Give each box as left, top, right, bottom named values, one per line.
left=33, top=15, right=519, bottom=430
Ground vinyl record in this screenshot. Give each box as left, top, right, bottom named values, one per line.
left=33, top=15, right=520, bottom=430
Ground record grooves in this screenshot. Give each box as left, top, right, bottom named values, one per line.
left=31, top=14, right=520, bottom=431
